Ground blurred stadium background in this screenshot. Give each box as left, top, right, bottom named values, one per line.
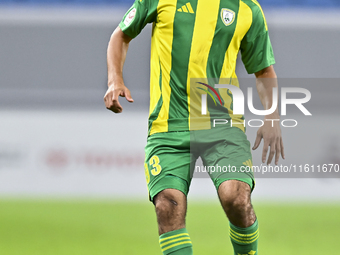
left=0, top=0, right=340, bottom=254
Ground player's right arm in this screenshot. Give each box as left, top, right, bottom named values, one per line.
left=104, top=27, right=133, bottom=113
left=104, top=0, right=157, bottom=113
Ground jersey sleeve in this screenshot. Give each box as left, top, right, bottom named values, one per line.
left=119, top=0, right=158, bottom=39
left=240, top=4, right=275, bottom=74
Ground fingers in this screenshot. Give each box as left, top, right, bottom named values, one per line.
left=252, top=131, right=262, bottom=150
left=123, top=88, right=134, bottom=103
left=280, top=137, right=285, bottom=160
left=275, top=137, right=281, bottom=165
left=111, top=91, right=123, bottom=113
left=266, top=137, right=284, bottom=165
left=104, top=89, right=123, bottom=113
left=262, top=140, right=270, bottom=164
left=104, top=86, right=134, bottom=113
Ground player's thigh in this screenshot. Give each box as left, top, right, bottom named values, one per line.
left=144, top=131, right=196, bottom=202
left=198, top=127, right=255, bottom=191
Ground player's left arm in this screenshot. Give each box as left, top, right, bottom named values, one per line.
left=253, top=65, right=285, bottom=165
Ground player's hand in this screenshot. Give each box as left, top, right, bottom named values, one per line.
left=104, top=83, right=134, bottom=113
left=252, top=120, right=285, bottom=165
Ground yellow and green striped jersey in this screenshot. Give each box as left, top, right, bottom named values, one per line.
left=119, top=0, right=275, bottom=136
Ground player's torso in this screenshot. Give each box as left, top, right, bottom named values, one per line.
left=149, top=0, right=255, bottom=135
left=153, top=0, right=252, bottom=78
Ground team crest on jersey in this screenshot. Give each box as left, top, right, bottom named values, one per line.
left=221, top=8, right=235, bottom=26
left=124, top=7, right=136, bottom=26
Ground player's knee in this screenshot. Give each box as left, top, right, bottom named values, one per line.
left=226, top=194, right=251, bottom=214
left=219, top=181, right=251, bottom=213
left=154, top=189, right=186, bottom=217
left=154, top=198, right=175, bottom=216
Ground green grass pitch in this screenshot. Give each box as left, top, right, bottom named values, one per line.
left=0, top=199, right=339, bottom=255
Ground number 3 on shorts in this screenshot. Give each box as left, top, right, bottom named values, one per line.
left=149, top=155, right=162, bottom=176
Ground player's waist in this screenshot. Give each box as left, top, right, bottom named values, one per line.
left=148, top=116, right=245, bottom=136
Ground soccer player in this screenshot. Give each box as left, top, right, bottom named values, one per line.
left=104, top=0, right=284, bottom=254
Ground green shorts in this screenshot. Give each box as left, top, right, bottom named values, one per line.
left=144, top=126, right=255, bottom=201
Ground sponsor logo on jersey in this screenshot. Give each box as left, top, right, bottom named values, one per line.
left=221, top=8, right=235, bottom=26
left=124, top=7, right=136, bottom=26
left=177, top=2, right=195, bottom=14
